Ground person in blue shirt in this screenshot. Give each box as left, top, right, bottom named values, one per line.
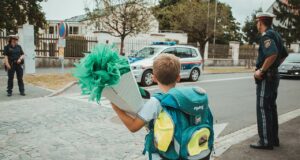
left=3, top=35, right=25, bottom=97
left=250, top=12, right=288, bottom=150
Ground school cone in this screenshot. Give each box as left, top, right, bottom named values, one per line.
left=102, top=71, right=144, bottom=115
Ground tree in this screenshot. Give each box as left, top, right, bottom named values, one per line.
left=0, top=0, right=46, bottom=33
left=152, top=0, right=180, bottom=30
left=159, top=0, right=240, bottom=57
left=85, top=0, right=152, bottom=54
left=242, top=8, right=262, bottom=45
left=273, top=0, right=300, bottom=45
left=214, top=4, right=242, bottom=44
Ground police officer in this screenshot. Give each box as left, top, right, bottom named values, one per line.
left=3, top=35, right=26, bottom=97
left=250, top=12, right=288, bottom=150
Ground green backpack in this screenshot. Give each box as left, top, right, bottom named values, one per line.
left=143, top=87, right=214, bottom=160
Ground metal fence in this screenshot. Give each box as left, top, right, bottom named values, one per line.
left=35, top=34, right=98, bottom=57
left=239, top=45, right=258, bottom=68
left=239, top=45, right=257, bottom=59
left=0, top=32, right=7, bottom=56
left=208, top=44, right=230, bottom=59
left=115, top=40, right=152, bottom=55
left=35, top=34, right=59, bottom=57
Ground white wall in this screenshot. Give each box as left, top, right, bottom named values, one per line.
left=95, top=32, right=188, bottom=55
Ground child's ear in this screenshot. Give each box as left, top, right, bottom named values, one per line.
left=176, top=75, right=181, bottom=82
left=152, top=74, right=157, bottom=83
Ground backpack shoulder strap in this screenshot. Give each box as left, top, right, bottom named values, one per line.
left=153, top=92, right=165, bottom=102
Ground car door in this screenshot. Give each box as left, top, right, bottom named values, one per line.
left=175, top=47, right=198, bottom=78
left=161, top=47, right=185, bottom=77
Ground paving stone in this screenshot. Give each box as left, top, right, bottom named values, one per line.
left=7, top=129, right=16, bottom=136
left=0, top=97, right=146, bottom=159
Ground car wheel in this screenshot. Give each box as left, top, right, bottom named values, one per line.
left=141, top=70, right=154, bottom=86
left=189, top=68, right=200, bottom=82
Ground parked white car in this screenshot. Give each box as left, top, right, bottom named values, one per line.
left=129, top=43, right=203, bottom=86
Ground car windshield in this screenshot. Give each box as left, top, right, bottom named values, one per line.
left=285, top=54, right=300, bottom=63
left=133, top=47, right=162, bottom=58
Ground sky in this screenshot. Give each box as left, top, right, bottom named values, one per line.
left=41, top=0, right=275, bottom=26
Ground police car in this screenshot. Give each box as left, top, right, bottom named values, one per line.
left=129, top=42, right=203, bottom=86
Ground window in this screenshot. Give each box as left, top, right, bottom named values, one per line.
left=73, top=27, right=79, bottom=34
left=69, top=26, right=79, bottom=35
left=162, top=48, right=176, bottom=56
left=135, top=47, right=161, bottom=58
left=49, top=26, right=54, bottom=34
left=191, top=49, right=198, bottom=57
left=176, top=47, right=197, bottom=58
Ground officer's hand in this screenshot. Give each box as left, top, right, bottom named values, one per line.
left=254, top=70, right=263, bottom=80
left=17, top=59, right=22, bottom=64
left=6, top=64, right=11, bottom=70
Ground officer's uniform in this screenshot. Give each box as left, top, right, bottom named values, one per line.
left=3, top=43, right=25, bottom=95
left=255, top=13, right=288, bottom=147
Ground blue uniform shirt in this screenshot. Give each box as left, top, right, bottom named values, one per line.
left=3, top=44, right=24, bottom=61
left=256, top=28, right=287, bottom=69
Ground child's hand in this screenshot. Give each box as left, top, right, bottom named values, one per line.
left=111, top=103, right=145, bottom=133
left=111, top=103, right=122, bottom=112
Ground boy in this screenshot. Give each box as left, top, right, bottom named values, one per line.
left=112, top=54, right=213, bottom=160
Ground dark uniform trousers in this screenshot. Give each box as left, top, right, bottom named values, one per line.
left=7, top=62, right=25, bottom=94
left=256, top=70, right=279, bottom=146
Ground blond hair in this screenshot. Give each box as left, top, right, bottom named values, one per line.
left=153, top=54, right=180, bottom=85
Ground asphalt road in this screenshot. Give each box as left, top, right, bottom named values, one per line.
left=144, top=73, right=300, bottom=136
left=45, top=72, right=300, bottom=136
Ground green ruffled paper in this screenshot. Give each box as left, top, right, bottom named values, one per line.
left=73, top=44, right=130, bottom=103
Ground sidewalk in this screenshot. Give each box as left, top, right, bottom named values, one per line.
left=219, top=116, right=300, bottom=160
left=0, top=68, right=73, bottom=76
left=0, top=76, right=52, bottom=102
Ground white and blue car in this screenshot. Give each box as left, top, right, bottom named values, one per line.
left=129, top=42, right=203, bottom=86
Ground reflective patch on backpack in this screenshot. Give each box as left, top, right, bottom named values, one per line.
left=154, top=110, right=174, bottom=152
left=187, top=128, right=211, bottom=157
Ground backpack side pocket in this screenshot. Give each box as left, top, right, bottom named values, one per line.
left=181, top=125, right=212, bottom=160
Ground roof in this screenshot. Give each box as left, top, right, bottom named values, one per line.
left=65, top=14, right=88, bottom=22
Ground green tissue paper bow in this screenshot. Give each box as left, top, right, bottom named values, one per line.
left=73, top=44, right=130, bottom=103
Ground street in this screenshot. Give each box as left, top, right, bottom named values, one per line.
left=0, top=73, right=300, bottom=160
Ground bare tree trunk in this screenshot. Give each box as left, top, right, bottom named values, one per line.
left=120, top=36, right=125, bottom=55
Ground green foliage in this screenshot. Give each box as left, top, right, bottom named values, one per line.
left=242, top=8, right=262, bottom=45
left=0, top=0, right=46, bottom=33
left=158, top=0, right=180, bottom=8
left=214, top=4, right=242, bottom=44
left=154, top=0, right=241, bottom=54
left=273, top=0, right=300, bottom=45
left=152, top=0, right=181, bottom=30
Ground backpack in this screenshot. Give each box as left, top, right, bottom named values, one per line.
left=143, top=87, right=214, bottom=160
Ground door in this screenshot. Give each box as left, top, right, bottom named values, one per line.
left=175, top=47, right=199, bottom=78
left=161, top=47, right=185, bottom=77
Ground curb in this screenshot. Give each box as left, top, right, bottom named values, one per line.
left=47, top=81, right=78, bottom=97
left=25, top=83, right=55, bottom=93
left=211, top=108, right=300, bottom=159
left=203, top=71, right=253, bottom=75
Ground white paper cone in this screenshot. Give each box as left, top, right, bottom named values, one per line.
left=102, top=71, right=144, bottom=115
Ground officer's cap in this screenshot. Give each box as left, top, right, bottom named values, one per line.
left=8, top=35, right=19, bottom=40
left=256, top=12, right=276, bottom=20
